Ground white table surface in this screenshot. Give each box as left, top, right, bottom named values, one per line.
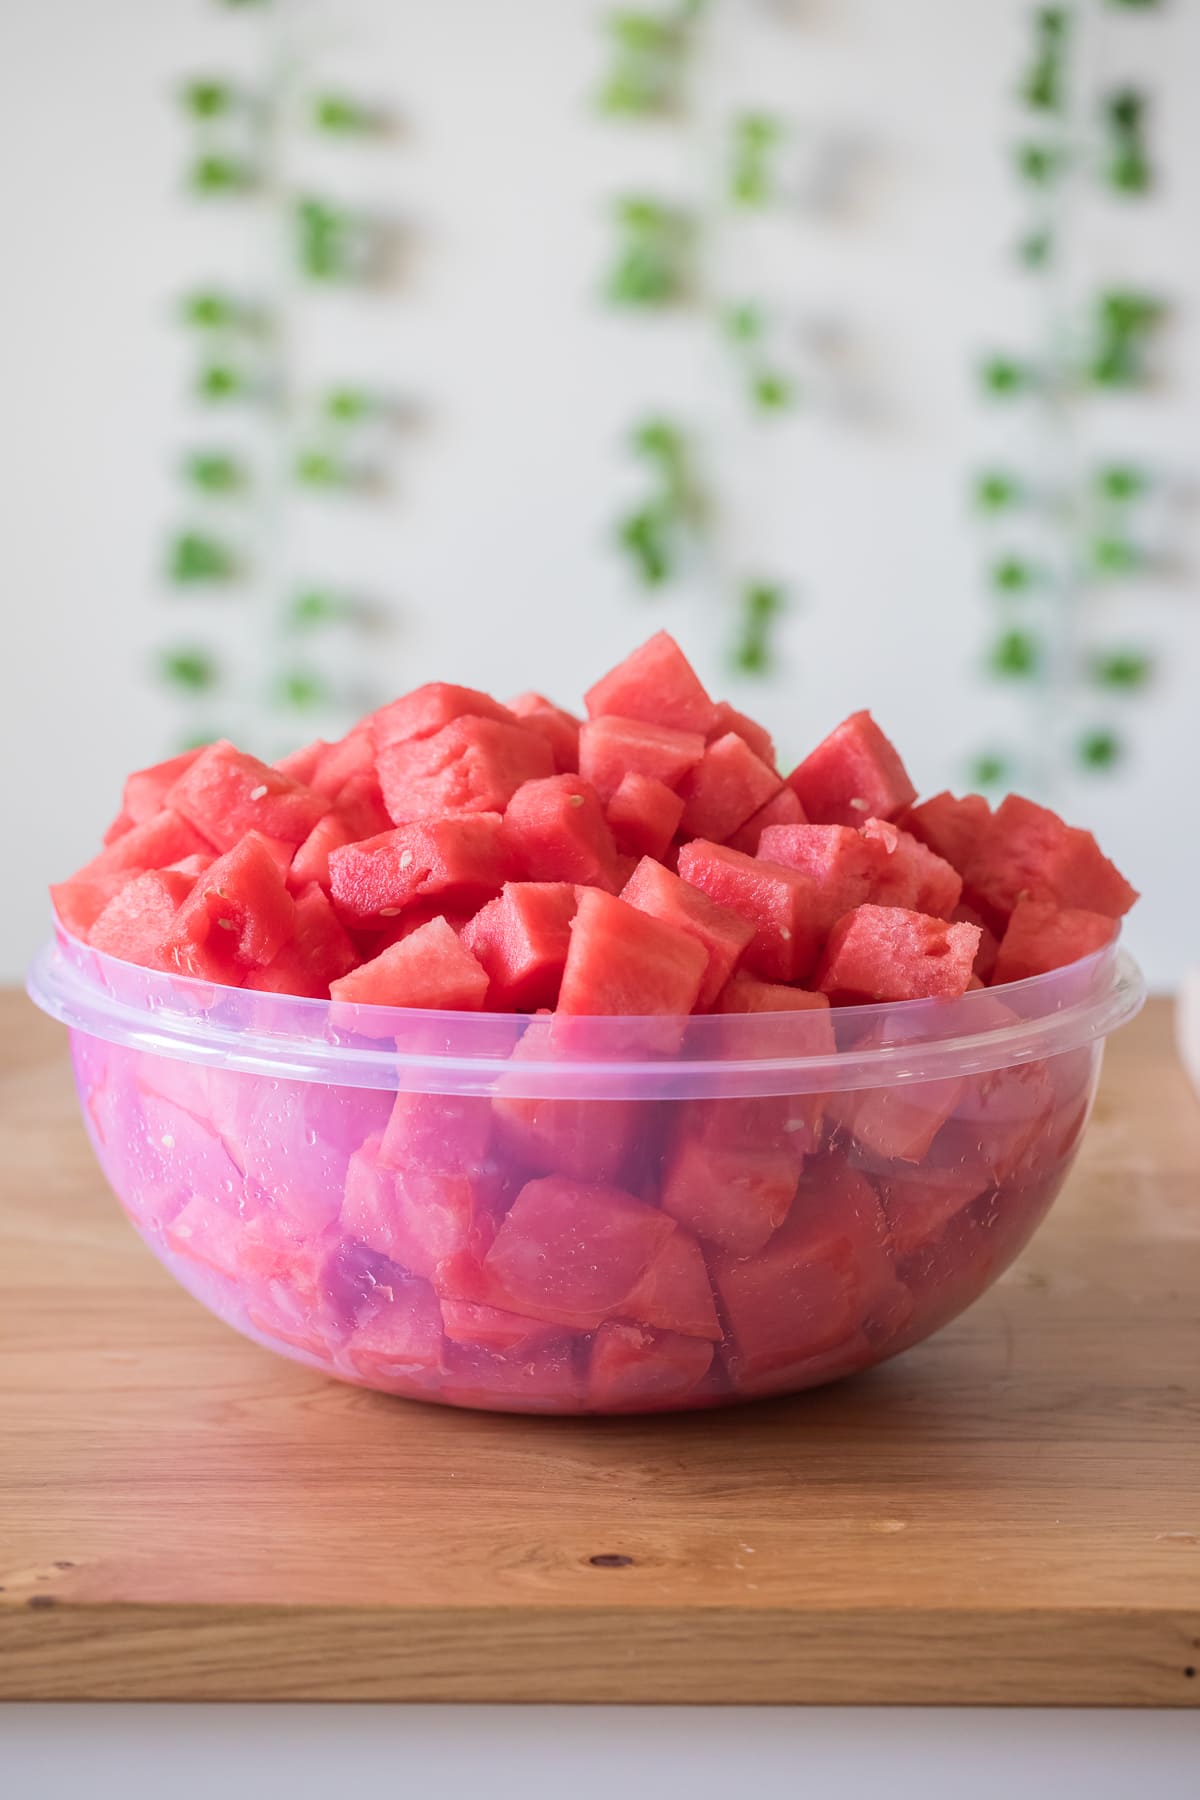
left=6, top=1706, right=1199, bottom=1797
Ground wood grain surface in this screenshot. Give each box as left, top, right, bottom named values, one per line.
left=1, top=992, right=1197, bottom=1704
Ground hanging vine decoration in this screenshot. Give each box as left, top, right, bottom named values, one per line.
left=163, top=0, right=404, bottom=751
left=969, top=1, right=1174, bottom=789
left=598, top=3, right=803, bottom=677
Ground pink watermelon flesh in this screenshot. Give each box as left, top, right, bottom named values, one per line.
left=951, top=902, right=999, bottom=981
left=902, top=790, right=991, bottom=875
left=756, top=822, right=883, bottom=929
left=619, top=1225, right=721, bottom=1340
left=379, top=1088, right=497, bottom=1177
left=605, top=773, right=686, bottom=861
left=992, top=896, right=1118, bottom=984
left=333, top=773, right=392, bottom=841
left=491, top=1016, right=640, bottom=1186
left=675, top=839, right=822, bottom=983
left=377, top=714, right=553, bottom=825
left=963, top=794, right=1139, bottom=931
left=620, top=855, right=755, bottom=1011
left=272, top=738, right=327, bottom=785
left=584, top=629, right=717, bottom=736
left=713, top=973, right=832, bottom=1015
left=244, top=882, right=356, bottom=997
left=816, top=905, right=980, bottom=1002
left=289, top=812, right=357, bottom=893
left=161, top=832, right=297, bottom=982
left=123, top=747, right=205, bottom=825
left=660, top=1131, right=801, bottom=1256
left=329, top=814, right=510, bottom=925
left=707, top=700, right=777, bottom=770
left=439, top=1299, right=563, bottom=1354
left=502, top=774, right=623, bottom=891
left=825, top=1068, right=964, bottom=1164
left=52, top=867, right=145, bottom=940
left=787, top=710, right=916, bottom=827
left=459, top=881, right=577, bottom=1011
left=344, top=1278, right=446, bottom=1385
left=577, top=714, right=705, bottom=802
left=166, top=740, right=330, bottom=851
left=369, top=683, right=518, bottom=750
left=78, top=808, right=212, bottom=881
left=88, top=868, right=197, bottom=970
left=506, top=691, right=582, bottom=773
left=341, top=1135, right=498, bottom=1280
left=725, top=784, right=806, bottom=854
left=588, top=1323, right=714, bottom=1411
left=309, top=729, right=375, bottom=799
left=677, top=732, right=782, bottom=843
left=860, top=817, right=963, bottom=918
left=330, top=915, right=490, bottom=1011
left=481, top=1176, right=676, bottom=1330
left=557, top=888, right=708, bottom=1043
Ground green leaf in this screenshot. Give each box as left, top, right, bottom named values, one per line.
left=1099, top=289, right=1164, bottom=333
left=607, top=245, right=684, bottom=307
left=608, top=13, right=677, bottom=53
left=160, top=647, right=219, bottom=691
left=723, top=302, right=763, bottom=344
left=182, top=291, right=242, bottom=330
left=1090, top=536, right=1142, bottom=576
left=750, top=371, right=796, bottom=412
left=168, top=532, right=237, bottom=584
left=969, top=752, right=1011, bottom=788
left=278, top=669, right=330, bottom=709
left=974, top=470, right=1023, bottom=511
left=1017, top=227, right=1054, bottom=268
left=1015, top=141, right=1066, bottom=184
left=735, top=112, right=781, bottom=149
left=632, top=417, right=684, bottom=461
left=617, top=507, right=673, bottom=587
left=190, top=154, right=256, bottom=194
left=293, top=449, right=351, bottom=488
left=182, top=79, right=233, bottom=119
left=1105, top=88, right=1145, bottom=133
left=1078, top=728, right=1122, bottom=770
left=289, top=589, right=353, bottom=627
left=732, top=581, right=786, bottom=675
left=1022, top=55, right=1063, bottom=113
left=312, top=93, right=374, bottom=134
left=184, top=451, right=246, bottom=494
left=1091, top=648, right=1153, bottom=689
left=1108, top=148, right=1152, bottom=193
left=196, top=362, right=246, bottom=401
left=988, top=629, right=1040, bottom=678
left=1095, top=464, right=1147, bottom=502
left=324, top=387, right=374, bottom=422
left=979, top=355, right=1034, bottom=396
left=989, top=555, right=1037, bottom=593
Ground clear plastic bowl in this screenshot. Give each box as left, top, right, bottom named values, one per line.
left=28, top=924, right=1144, bottom=1415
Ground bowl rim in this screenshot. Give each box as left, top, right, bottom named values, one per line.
left=27, top=922, right=1146, bottom=1099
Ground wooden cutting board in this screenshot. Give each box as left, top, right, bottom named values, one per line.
left=1, top=991, right=1197, bottom=1705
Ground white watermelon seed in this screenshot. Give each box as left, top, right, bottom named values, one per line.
left=380, top=907, right=401, bottom=917
left=569, top=794, right=585, bottom=807
left=399, top=850, right=414, bottom=869
left=249, top=784, right=269, bottom=800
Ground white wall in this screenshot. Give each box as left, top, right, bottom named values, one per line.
left=3, top=0, right=1197, bottom=985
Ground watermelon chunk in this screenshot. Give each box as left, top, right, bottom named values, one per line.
left=289, top=812, right=357, bottom=893
left=341, top=1134, right=498, bottom=1279
left=440, top=1336, right=584, bottom=1413
left=328, top=814, right=510, bottom=925
left=725, top=784, right=806, bottom=854
left=963, top=794, right=1138, bottom=930
left=380, top=1088, right=497, bottom=1177
left=951, top=902, right=999, bottom=982
left=166, top=740, right=330, bottom=851
left=587, top=1324, right=714, bottom=1411
left=902, top=790, right=991, bottom=875
left=460, top=881, right=577, bottom=1011
left=815, top=905, right=980, bottom=1002
left=585, top=630, right=717, bottom=735
left=333, top=773, right=392, bottom=841
left=308, top=729, right=375, bottom=799
left=826, top=1069, right=964, bottom=1163
left=344, top=1278, right=446, bottom=1386
left=330, top=915, right=490, bottom=1011
left=88, top=868, right=197, bottom=970
left=491, top=1015, right=641, bottom=1185
left=369, top=682, right=517, bottom=750
left=245, top=882, right=356, bottom=997
left=605, top=773, right=685, bottom=861
left=707, top=700, right=777, bottom=769
left=506, top=691, right=582, bottom=773
left=713, top=973, right=832, bottom=1016
left=77, top=808, right=212, bottom=881
left=439, top=1299, right=562, bottom=1354
left=52, top=868, right=144, bottom=940
left=860, top=817, right=963, bottom=918
left=578, top=714, right=705, bottom=802
left=122, top=748, right=204, bottom=825
left=272, top=738, right=327, bottom=785
left=481, top=1176, right=676, bottom=1330
left=875, top=1159, right=991, bottom=1260
left=377, top=714, right=553, bottom=825
left=992, top=897, right=1118, bottom=985
left=620, top=856, right=755, bottom=1011
left=787, top=710, right=916, bottom=826
left=558, top=888, right=708, bottom=1037
left=502, top=775, right=623, bottom=890
left=677, top=732, right=783, bottom=841
left=161, top=832, right=297, bottom=982
left=712, top=1160, right=905, bottom=1383
left=757, top=822, right=883, bottom=928
left=675, top=840, right=822, bottom=983
left=620, top=1225, right=721, bottom=1340
left=660, top=1131, right=801, bottom=1255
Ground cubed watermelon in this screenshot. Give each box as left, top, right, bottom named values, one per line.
left=491, top=1015, right=641, bottom=1186
left=122, top=747, right=205, bottom=825
left=951, top=902, right=999, bottom=982
left=481, top=1176, right=676, bottom=1330
left=245, top=882, right=356, bottom=997
left=992, top=897, right=1117, bottom=984
left=344, top=1278, right=446, bottom=1386
left=707, top=700, right=777, bottom=769
left=369, top=682, right=517, bottom=749
left=52, top=868, right=144, bottom=940
left=439, top=1299, right=562, bottom=1354
left=460, top=881, right=578, bottom=1010
left=333, top=772, right=393, bottom=841
left=587, top=1323, right=714, bottom=1411
left=578, top=714, right=705, bottom=801
left=724, top=784, right=806, bottom=854
left=713, top=973, right=832, bottom=1015
left=506, top=691, right=582, bottom=772
left=328, top=814, right=510, bottom=925
left=380, top=1087, right=497, bottom=1177
left=605, top=773, right=686, bottom=861
left=88, top=867, right=198, bottom=970
left=675, top=840, right=822, bottom=983
left=558, top=888, right=708, bottom=1033
left=787, top=710, right=916, bottom=826
left=660, top=1131, right=801, bottom=1255
left=860, top=817, right=963, bottom=918
left=963, top=794, right=1138, bottom=930
left=585, top=630, right=717, bottom=735
left=342, top=1134, right=499, bottom=1279
left=272, top=738, right=328, bottom=785
left=677, top=732, right=783, bottom=841
left=166, top=740, right=330, bottom=851
left=502, top=775, right=623, bottom=890
left=756, top=822, right=883, bottom=928
left=902, top=790, right=991, bottom=875
left=620, top=855, right=755, bottom=1011
left=330, top=915, right=490, bottom=1011
left=377, top=714, right=554, bottom=825
left=815, top=905, right=980, bottom=1002
left=439, top=1336, right=584, bottom=1413
left=77, top=808, right=212, bottom=881
left=620, top=1225, right=721, bottom=1340
left=161, top=832, right=297, bottom=982
left=289, top=812, right=357, bottom=893
left=825, top=1068, right=964, bottom=1163
left=874, top=1159, right=991, bottom=1260
left=308, top=728, right=375, bottom=799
